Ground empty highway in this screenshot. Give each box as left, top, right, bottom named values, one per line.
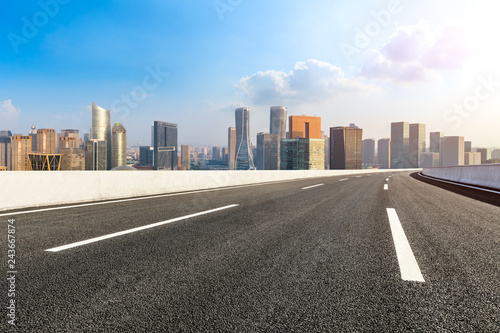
left=2, top=171, right=499, bottom=332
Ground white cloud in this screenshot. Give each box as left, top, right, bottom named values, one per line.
left=359, top=21, right=469, bottom=83
left=0, top=99, right=21, bottom=120
left=236, top=59, right=373, bottom=105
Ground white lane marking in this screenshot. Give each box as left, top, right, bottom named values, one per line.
left=302, top=183, right=324, bottom=190
left=384, top=184, right=389, bottom=190
left=0, top=178, right=305, bottom=217
left=418, top=172, right=500, bottom=195
left=386, top=178, right=389, bottom=181
left=356, top=176, right=363, bottom=178
left=45, top=204, right=239, bottom=252
left=339, top=178, right=349, bottom=182
left=386, top=208, right=425, bottom=282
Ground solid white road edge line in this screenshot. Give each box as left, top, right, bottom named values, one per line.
left=386, top=208, right=425, bottom=282
left=302, top=184, right=324, bottom=190
left=45, top=204, right=239, bottom=252
left=418, top=172, right=500, bottom=195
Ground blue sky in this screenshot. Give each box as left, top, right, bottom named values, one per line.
left=1, top=0, right=499, bottom=148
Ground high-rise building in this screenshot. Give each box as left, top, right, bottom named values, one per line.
left=0, top=130, right=12, bottom=137
left=289, top=115, right=321, bottom=139
left=181, top=145, right=191, bottom=170
left=139, top=146, right=154, bottom=166
left=464, top=152, right=481, bottom=165
left=430, top=132, right=443, bottom=153
left=111, top=122, right=127, bottom=169
left=60, top=147, right=85, bottom=170
left=256, top=132, right=279, bottom=170
left=270, top=106, right=287, bottom=140
left=193, top=148, right=199, bottom=166
left=378, top=138, right=391, bottom=169
left=28, top=153, right=61, bottom=171
left=91, top=101, right=111, bottom=169
left=235, top=107, right=255, bottom=170
left=492, top=149, right=500, bottom=160
left=362, top=139, right=376, bottom=166
left=59, top=137, right=79, bottom=149
left=476, top=148, right=491, bottom=164
left=409, top=123, right=426, bottom=168
left=323, top=132, right=330, bottom=170
left=280, top=138, right=324, bottom=170
left=464, top=141, right=472, bottom=153
left=391, top=122, right=410, bottom=169
left=330, top=126, right=363, bottom=170
left=11, top=135, right=32, bottom=171
left=152, top=121, right=178, bottom=170
left=28, top=125, right=37, bottom=153
left=440, top=136, right=464, bottom=166
left=85, top=140, right=108, bottom=170
left=212, top=146, right=221, bottom=161
left=61, top=129, right=79, bottom=139
left=228, top=127, right=236, bottom=170
left=0, top=136, right=12, bottom=170
left=36, top=128, right=56, bottom=154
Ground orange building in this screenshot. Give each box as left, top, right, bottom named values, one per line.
left=289, top=115, right=321, bottom=139
left=11, top=135, right=32, bottom=170
left=37, top=129, right=57, bottom=154
left=59, top=136, right=79, bottom=149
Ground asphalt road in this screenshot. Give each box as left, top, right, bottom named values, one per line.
left=2, top=172, right=499, bottom=332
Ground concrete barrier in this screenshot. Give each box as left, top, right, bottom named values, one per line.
left=0, top=169, right=420, bottom=212
left=422, top=164, right=500, bottom=190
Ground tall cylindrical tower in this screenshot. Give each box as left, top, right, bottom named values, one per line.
left=111, top=122, right=127, bottom=169
left=235, top=107, right=254, bottom=170
left=91, top=101, right=111, bottom=169
left=270, top=106, right=287, bottom=140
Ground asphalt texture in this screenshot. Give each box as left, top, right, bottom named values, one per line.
left=1, top=172, right=499, bottom=332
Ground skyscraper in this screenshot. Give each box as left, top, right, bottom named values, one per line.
left=409, top=123, right=426, bottom=168
left=440, top=136, right=464, bottom=166
left=181, top=145, right=191, bottom=170
left=391, top=122, right=410, bottom=169
left=60, top=147, right=85, bottom=170
left=228, top=127, right=236, bottom=170
left=235, top=107, right=254, bottom=170
left=11, top=135, right=32, bottom=171
left=270, top=106, right=287, bottom=140
left=85, top=140, right=108, bottom=170
left=378, top=138, right=391, bottom=169
left=476, top=148, right=491, bottom=164
left=29, top=125, right=37, bottom=153
left=430, top=132, right=443, bottom=153
left=289, top=115, right=321, bottom=139
left=464, top=141, right=472, bottom=153
left=280, top=138, right=325, bottom=170
left=0, top=136, right=12, bottom=171
left=91, top=101, right=111, bottom=169
left=153, top=121, right=178, bottom=170
left=139, top=146, right=154, bottom=166
left=362, top=139, right=376, bottom=166
left=330, top=126, right=363, bottom=169
left=111, top=122, right=127, bottom=169
left=36, top=128, right=56, bottom=154
left=256, top=132, right=279, bottom=170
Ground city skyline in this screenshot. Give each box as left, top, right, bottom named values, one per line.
left=2, top=1, right=500, bottom=147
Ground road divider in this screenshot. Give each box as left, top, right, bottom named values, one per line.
left=422, top=164, right=500, bottom=191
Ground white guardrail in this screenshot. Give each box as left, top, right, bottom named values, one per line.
left=0, top=169, right=420, bottom=212
left=422, top=164, right=500, bottom=191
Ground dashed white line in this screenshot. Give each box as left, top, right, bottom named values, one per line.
left=356, top=176, right=363, bottom=178
left=45, top=204, right=239, bottom=252
left=386, top=178, right=389, bottom=181
left=339, top=178, right=349, bottom=182
left=384, top=184, right=389, bottom=190
left=302, top=184, right=324, bottom=190
left=386, top=208, right=425, bottom=282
